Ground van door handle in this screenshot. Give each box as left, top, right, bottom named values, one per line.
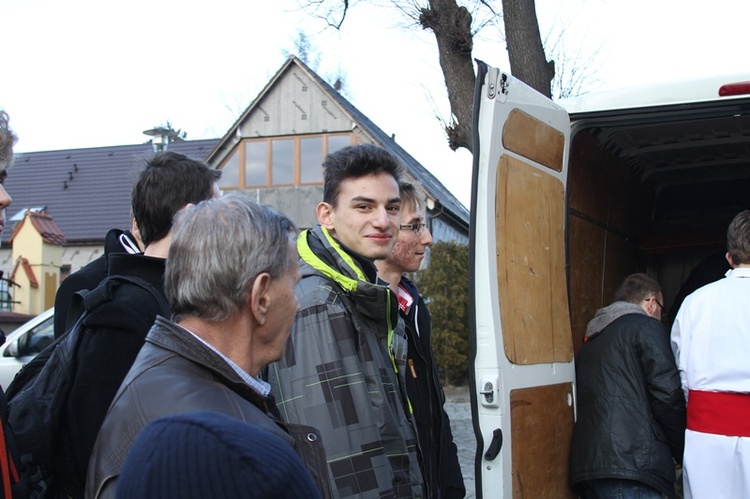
left=485, top=428, right=503, bottom=461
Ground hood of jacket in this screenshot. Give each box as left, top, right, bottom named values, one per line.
left=585, top=301, right=648, bottom=339
left=297, top=225, right=399, bottom=331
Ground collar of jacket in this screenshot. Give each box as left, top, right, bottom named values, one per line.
left=297, top=226, right=366, bottom=291
left=146, top=316, right=270, bottom=412
left=297, top=226, right=402, bottom=374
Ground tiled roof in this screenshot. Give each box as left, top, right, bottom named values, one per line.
left=11, top=257, right=38, bottom=288
left=9, top=210, right=66, bottom=245
left=2, top=139, right=219, bottom=246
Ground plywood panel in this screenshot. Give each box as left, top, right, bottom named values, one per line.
left=502, top=109, right=564, bottom=172
left=511, top=383, right=576, bottom=498
left=567, top=215, right=638, bottom=354
left=566, top=131, right=652, bottom=354
left=567, top=216, right=605, bottom=354
left=495, top=155, right=572, bottom=364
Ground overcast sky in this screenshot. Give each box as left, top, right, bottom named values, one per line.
left=3, top=0, right=749, bottom=207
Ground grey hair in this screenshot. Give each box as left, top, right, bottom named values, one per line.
left=0, top=110, right=17, bottom=172
left=165, top=192, right=298, bottom=322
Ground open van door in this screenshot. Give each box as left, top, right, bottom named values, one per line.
left=470, top=60, right=576, bottom=498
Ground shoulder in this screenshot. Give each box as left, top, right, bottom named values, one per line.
left=296, top=273, right=349, bottom=312
left=57, top=256, right=107, bottom=298
left=601, top=314, right=667, bottom=345
left=615, top=312, right=666, bottom=334
left=82, top=280, right=167, bottom=332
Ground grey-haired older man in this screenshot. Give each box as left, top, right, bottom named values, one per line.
left=86, top=193, right=329, bottom=499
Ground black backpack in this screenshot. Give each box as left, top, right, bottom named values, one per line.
left=0, top=385, right=43, bottom=499
left=5, top=275, right=169, bottom=499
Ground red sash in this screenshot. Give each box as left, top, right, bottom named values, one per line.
left=687, top=390, right=750, bottom=437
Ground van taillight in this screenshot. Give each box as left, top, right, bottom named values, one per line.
left=719, top=82, right=750, bottom=97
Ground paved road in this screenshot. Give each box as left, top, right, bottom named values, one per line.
left=444, top=387, right=477, bottom=498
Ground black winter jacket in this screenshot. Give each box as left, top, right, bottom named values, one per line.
left=64, top=253, right=167, bottom=499
left=400, top=277, right=465, bottom=499
left=53, top=229, right=140, bottom=338
left=569, top=310, right=686, bottom=498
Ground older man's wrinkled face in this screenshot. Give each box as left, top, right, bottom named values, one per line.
left=261, top=248, right=301, bottom=364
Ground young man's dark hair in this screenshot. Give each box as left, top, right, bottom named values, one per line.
left=727, top=209, right=750, bottom=265
left=53, top=152, right=221, bottom=337
left=132, top=151, right=221, bottom=247
left=322, top=144, right=402, bottom=206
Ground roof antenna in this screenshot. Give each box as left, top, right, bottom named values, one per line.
left=143, top=123, right=182, bottom=152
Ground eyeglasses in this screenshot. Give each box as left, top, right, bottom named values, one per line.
left=648, top=296, right=667, bottom=318
left=400, top=223, right=427, bottom=235
left=654, top=297, right=665, bottom=312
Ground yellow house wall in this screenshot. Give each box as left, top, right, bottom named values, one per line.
left=10, top=216, right=62, bottom=315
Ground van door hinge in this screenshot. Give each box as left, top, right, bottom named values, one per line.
left=486, top=67, right=509, bottom=101
left=487, top=67, right=499, bottom=99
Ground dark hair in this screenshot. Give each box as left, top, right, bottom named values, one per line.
left=613, top=273, right=662, bottom=304
left=727, top=210, right=750, bottom=265
left=322, top=144, right=402, bottom=206
left=132, top=151, right=221, bottom=247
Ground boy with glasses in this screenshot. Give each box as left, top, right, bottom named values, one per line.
left=375, top=182, right=465, bottom=498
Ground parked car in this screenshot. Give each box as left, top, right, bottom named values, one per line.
left=0, top=308, right=54, bottom=389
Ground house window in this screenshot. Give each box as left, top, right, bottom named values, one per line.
left=245, top=141, right=267, bottom=186
left=219, top=133, right=357, bottom=189
left=272, top=139, right=294, bottom=185
left=300, top=137, right=323, bottom=184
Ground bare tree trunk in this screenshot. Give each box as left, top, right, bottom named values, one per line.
left=501, top=0, right=554, bottom=98
left=420, top=0, right=476, bottom=152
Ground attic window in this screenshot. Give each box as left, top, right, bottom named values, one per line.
left=217, top=132, right=357, bottom=190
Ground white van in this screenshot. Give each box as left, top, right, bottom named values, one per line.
left=470, top=62, right=750, bottom=498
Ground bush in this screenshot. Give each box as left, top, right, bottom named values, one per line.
left=415, top=241, right=469, bottom=385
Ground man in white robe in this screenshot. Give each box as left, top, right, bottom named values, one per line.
left=671, top=209, right=750, bottom=499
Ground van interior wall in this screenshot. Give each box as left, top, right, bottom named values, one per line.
left=566, top=132, right=653, bottom=354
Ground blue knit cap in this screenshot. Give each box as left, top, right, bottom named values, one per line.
left=116, top=411, right=321, bottom=499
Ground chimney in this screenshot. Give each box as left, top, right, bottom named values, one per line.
left=143, top=126, right=180, bottom=152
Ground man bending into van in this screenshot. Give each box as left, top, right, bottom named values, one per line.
left=569, top=273, right=686, bottom=498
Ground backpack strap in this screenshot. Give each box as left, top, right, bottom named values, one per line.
left=90, top=275, right=170, bottom=318
left=7, top=275, right=168, bottom=402
left=0, top=418, right=12, bottom=499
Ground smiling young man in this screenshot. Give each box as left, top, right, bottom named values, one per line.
left=269, top=144, right=425, bottom=498
left=375, top=183, right=465, bottom=499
